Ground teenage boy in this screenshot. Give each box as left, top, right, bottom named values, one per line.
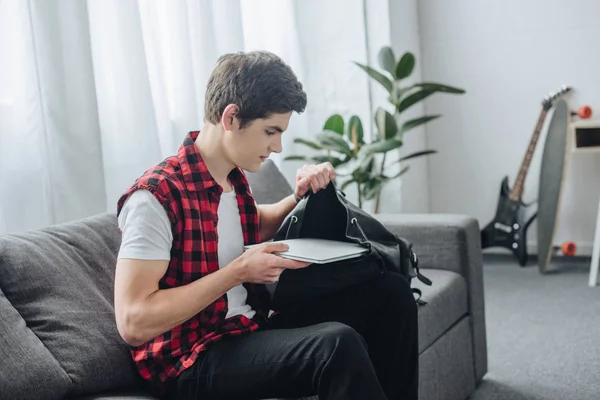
left=115, top=51, right=418, bottom=400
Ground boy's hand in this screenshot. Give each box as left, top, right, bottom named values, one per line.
left=295, top=162, right=336, bottom=200
left=230, top=242, right=311, bottom=284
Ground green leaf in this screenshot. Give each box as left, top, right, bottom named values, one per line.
left=312, top=155, right=346, bottom=168
left=391, top=165, right=410, bottom=179
left=283, top=154, right=348, bottom=168
left=375, top=108, right=398, bottom=139
left=398, top=150, right=437, bottom=162
left=354, top=62, right=393, bottom=93
left=332, top=154, right=357, bottom=176
left=361, top=138, right=403, bottom=155
left=400, top=115, right=441, bottom=133
left=388, top=86, right=412, bottom=108
left=386, top=150, right=437, bottom=168
left=352, top=169, right=369, bottom=184
left=347, top=115, right=364, bottom=148
left=323, top=114, right=344, bottom=135
left=284, top=155, right=316, bottom=162
left=395, top=52, right=415, bottom=80
left=359, top=154, right=375, bottom=174
left=315, top=131, right=352, bottom=156
left=293, top=138, right=323, bottom=150
left=351, top=156, right=376, bottom=183
left=397, top=89, right=436, bottom=113
left=413, top=82, right=465, bottom=94
left=397, top=83, right=465, bottom=113
left=378, top=46, right=396, bottom=77
left=363, top=177, right=386, bottom=200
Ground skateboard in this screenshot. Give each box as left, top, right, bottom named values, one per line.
left=537, top=99, right=571, bottom=273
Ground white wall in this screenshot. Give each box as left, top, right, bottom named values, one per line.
left=415, top=0, right=600, bottom=255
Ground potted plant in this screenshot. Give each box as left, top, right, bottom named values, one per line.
left=285, top=46, right=465, bottom=213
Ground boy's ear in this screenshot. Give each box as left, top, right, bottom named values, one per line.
left=222, top=104, right=240, bottom=131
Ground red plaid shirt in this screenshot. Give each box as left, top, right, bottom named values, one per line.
left=116, top=131, right=271, bottom=393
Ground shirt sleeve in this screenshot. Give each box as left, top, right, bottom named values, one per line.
left=117, top=189, right=173, bottom=261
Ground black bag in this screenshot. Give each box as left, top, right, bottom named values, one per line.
left=270, top=182, right=432, bottom=312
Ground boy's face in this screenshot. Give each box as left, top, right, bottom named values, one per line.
left=223, top=112, right=292, bottom=172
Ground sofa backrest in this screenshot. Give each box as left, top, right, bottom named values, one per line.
left=0, top=213, right=141, bottom=400
left=246, top=159, right=294, bottom=204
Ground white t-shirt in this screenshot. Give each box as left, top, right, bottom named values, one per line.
left=117, top=189, right=256, bottom=320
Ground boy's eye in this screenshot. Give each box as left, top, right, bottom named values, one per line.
left=266, top=130, right=277, bottom=135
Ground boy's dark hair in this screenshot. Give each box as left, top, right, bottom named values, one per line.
left=204, top=51, right=307, bottom=128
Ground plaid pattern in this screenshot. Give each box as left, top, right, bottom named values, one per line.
left=116, top=131, right=271, bottom=393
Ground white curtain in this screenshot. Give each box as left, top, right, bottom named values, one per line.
left=0, top=0, right=313, bottom=234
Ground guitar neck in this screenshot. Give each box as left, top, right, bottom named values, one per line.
left=509, top=108, right=549, bottom=201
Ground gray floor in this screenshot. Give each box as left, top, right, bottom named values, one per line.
left=472, top=256, right=600, bottom=400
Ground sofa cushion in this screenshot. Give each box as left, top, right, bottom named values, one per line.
left=246, top=159, right=294, bottom=205
left=70, top=388, right=158, bottom=400
left=0, top=287, right=72, bottom=400
left=0, top=213, right=142, bottom=397
left=413, top=269, right=468, bottom=353
left=71, top=397, right=156, bottom=400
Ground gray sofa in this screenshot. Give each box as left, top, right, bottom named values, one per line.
left=0, top=160, right=487, bottom=400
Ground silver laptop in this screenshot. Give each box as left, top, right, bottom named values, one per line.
left=244, top=238, right=369, bottom=264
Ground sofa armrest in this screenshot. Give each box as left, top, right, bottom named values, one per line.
left=375, top=213, right=488, bottom=382
left=375, top=214, right=480, bottom=275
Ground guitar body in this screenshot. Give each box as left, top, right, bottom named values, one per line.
left=481, top=176, right=538, bottom=266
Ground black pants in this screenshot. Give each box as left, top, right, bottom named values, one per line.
left=166, top=272, right=418, bottom=400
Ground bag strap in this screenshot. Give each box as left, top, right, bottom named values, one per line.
left=284, top=215, right=300, bottom=239
left=412, top=288, right=427, bottom=306
left=408, top=246, right=431, bottom=306
left=409, top=250, right=432, bottom=286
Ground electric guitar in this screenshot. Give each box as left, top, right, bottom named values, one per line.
left=480, top=85, right=572, bottom=265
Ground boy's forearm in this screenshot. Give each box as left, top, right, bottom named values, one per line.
left=258, top=194, right=298, bottom=242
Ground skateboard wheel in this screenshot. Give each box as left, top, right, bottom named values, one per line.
left=561, top=241, right=576, bottom=256
left=577, top=106, right=592, bottom=119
